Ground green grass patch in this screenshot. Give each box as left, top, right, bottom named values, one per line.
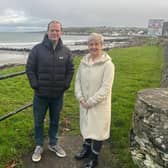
left=0, top=44, right=163, bottom=168
left=108, top=45, right=163, bottom=167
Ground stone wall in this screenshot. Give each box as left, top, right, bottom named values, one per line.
left=130, top=42, right=168, bottom=168
left=130, top=89, right=168, bottom=168
left=161, top=40, right=168, bottom=87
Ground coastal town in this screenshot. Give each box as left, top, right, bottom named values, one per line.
left=63, top=19, right=168, bottom=37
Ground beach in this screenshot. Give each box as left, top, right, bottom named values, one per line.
left=0, top=50, right=28, bottom=66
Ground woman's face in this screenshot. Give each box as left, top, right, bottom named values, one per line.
left=88, top=40, right=103, bottom=57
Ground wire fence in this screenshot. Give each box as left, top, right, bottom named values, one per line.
left=0, top=70, right=32, bottom=122
left=0, top=71, right=25, bottom=80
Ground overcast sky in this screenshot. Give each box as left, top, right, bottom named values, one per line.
left=0, top=0, right=167, bottom=31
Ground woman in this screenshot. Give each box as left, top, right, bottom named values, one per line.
left=75, top=33, right=115, bottom=168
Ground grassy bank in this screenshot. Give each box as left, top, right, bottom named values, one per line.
left=108, top=45, right=163, bottom=167
left=0, top=44, right=163, bottom=168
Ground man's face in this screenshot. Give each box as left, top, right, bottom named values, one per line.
left=47, top=22, right=62, bottom=42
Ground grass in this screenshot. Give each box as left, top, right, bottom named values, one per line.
left=0, top=66, right=34, bottom=168
left=0, top=44, right=163, bottom=168
left=108, top=45, right=163, bottom=167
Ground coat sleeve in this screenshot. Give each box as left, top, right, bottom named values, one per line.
left=87, top=61, right=115, bottom=107
left=75, top=63, right=85, bottom=102
left=65, top=51, right=74, bottom=90
left=26, top=47, right=38, bottom=89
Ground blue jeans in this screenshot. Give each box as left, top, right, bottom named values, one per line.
left=33, top=95, right=63, bottom=146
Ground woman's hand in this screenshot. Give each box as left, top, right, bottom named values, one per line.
left=80, top=100, right=89, bottom=109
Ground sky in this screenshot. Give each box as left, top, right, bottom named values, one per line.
left=0, top=0, right=167, bottom=31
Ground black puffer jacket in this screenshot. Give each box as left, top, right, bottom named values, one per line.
left=26, top=35, right=74, bottom=98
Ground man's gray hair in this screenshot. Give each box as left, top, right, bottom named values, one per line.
left=47, top=20, right=62, bottom=31
left=88, top=33, right=104, bottom=44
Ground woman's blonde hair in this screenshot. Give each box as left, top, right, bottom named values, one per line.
left=88, top=33, right=104, bottom=44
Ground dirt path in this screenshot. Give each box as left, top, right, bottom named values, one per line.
left=22, top=135, right=113, bottom=168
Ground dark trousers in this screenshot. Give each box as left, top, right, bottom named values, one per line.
left=33, top=95, right=63, bottom=146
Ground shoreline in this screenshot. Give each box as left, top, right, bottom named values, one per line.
left=0, top=43, right=127, bottom=66
left=0, top=36, right=145, bottom=67
left=0, top=36, right=131, bottom=52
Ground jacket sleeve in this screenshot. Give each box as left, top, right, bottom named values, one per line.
left=65, top=51, right=74, bottom=90
left=87, top=61, right=115, bottom=107
left=26, top=47, right=38, bottom=89
left=75, top=63, right=85, bottom=102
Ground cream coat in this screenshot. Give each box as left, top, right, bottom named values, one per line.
left=75, top=52, right=115, bottom=140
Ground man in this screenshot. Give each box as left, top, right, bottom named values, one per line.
left=26, top=20, right=74, bottom=162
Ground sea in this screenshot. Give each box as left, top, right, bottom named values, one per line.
left=0, top=32, right=126, bottom=66
left=0, top=32, right=90, bottom=50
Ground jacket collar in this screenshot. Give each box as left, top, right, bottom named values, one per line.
left=81, top=52, right=111, bottom=65
left=42, top=34, right=63, bottom=51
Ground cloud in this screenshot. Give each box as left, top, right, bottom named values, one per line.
left=0, top=8, right=49, bottom=31
left=0, top=0, right=168, bottom=31
left=0, top=9, right=28, bottom=25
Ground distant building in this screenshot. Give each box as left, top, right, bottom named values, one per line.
left=148, top=19, right=164, bottom=36
left=162, top=22, right=168, bottom=37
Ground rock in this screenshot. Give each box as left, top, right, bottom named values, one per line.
left=161, top=41, right=168, bottom=88
left=130, top=88, right=168, bottom=168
